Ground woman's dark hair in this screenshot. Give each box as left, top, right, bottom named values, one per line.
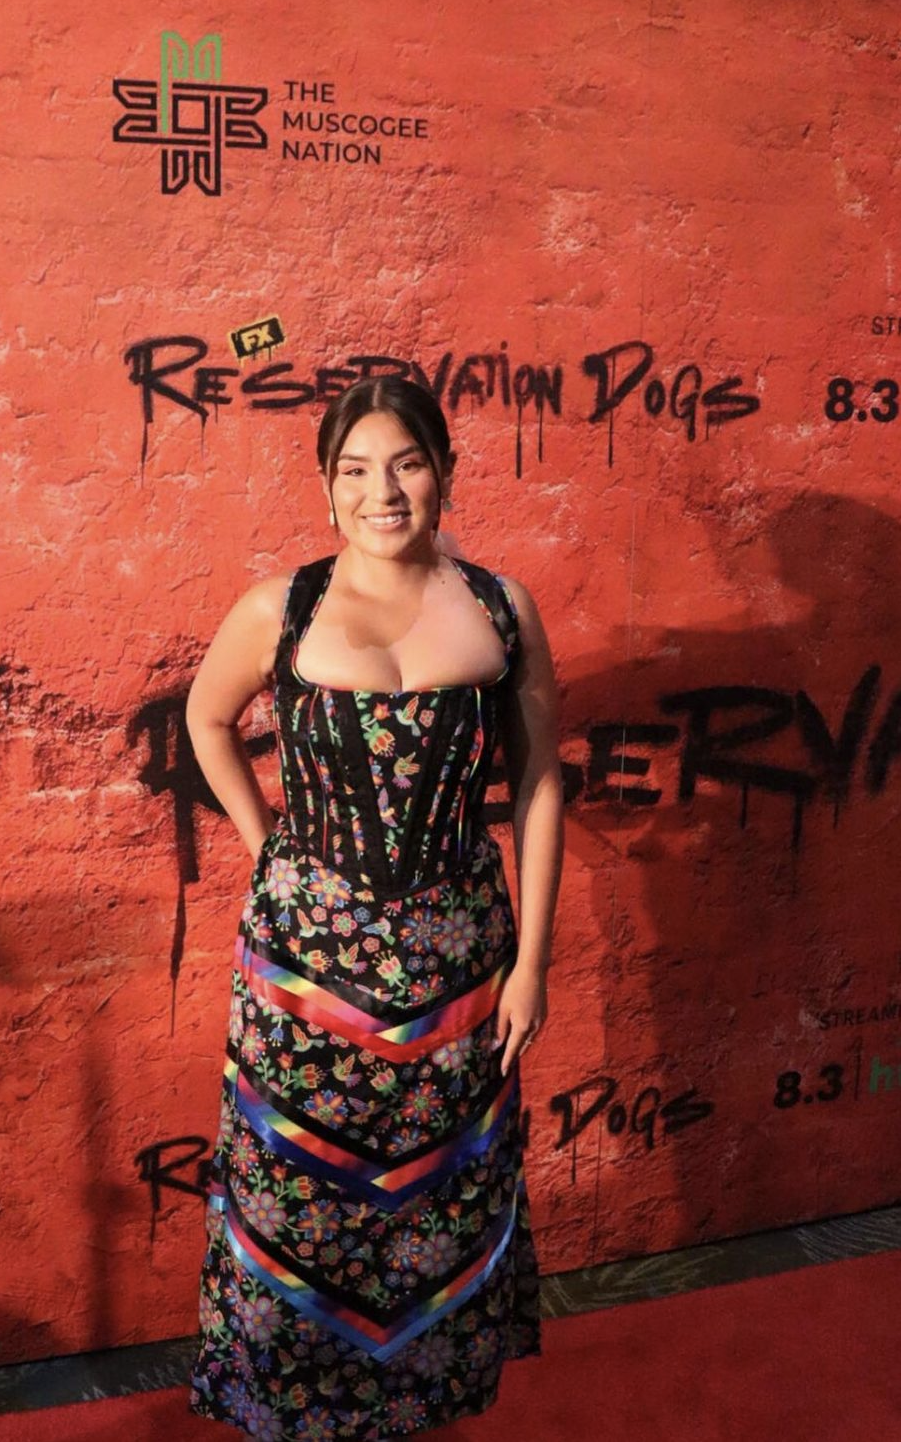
left=316, top=376, right=453, bottom=494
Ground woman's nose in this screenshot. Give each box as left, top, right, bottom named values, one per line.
left=371, top=465, right=403, bottom=497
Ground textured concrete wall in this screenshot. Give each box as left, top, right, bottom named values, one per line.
left=4, top=0, right=901, bottom=1362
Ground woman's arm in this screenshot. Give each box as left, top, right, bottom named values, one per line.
left=494, top=577, right=564, bottom=1074
left=185, top=576, right=290, bottom=860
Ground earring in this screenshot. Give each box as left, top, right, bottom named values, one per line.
left=328, top=504, right=336, bottom=525
left=441, top=497, right=453, bottom=513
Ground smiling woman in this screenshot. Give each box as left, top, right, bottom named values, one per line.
left=317, top=373, right=454, bottom=527
left=327, top=413, right=445, bottom=555
left=184, top=375, right=564, bottom=1442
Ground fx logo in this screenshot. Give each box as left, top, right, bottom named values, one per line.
left=112, top=31, right=268, bottom=196
left=229, top=316, right=286, bottom=360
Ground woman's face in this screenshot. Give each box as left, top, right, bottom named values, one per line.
left=325, top=409, right=448, bottom=558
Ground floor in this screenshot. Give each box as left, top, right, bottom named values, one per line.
left=3, top=1202, right=901, bottom=1413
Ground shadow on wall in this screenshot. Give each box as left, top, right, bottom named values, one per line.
left=0, top=1313, right=59, bottom=1386
left=559, top=491, right=901, bottom=1254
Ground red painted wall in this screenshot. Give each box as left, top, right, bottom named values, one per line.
left=4, top=0, right=901, bottom=1362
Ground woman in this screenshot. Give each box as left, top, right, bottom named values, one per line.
left=186, top=376, right=563, bottom=1441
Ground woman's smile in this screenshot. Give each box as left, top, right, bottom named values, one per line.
left=363, top=511, right=411, bottom=528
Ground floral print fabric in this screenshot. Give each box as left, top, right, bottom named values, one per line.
left=189, top=557, right=541, bottom=1441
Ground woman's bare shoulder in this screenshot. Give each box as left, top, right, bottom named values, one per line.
left=248, top=572, right=295, bottom=621
left=222, top=573, right=295, bottom=637
left=246, top=575, right=295, bottom=689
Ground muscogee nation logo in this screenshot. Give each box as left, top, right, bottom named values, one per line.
left=112, top=32, right=267, bottom=196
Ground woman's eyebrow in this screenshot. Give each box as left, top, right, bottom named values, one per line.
left=337, top=445, right=423, bottom=462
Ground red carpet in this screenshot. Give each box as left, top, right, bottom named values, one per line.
left=3, top=1250, right=900, bottom=1442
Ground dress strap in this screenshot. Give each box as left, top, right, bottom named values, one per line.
left=275, top=555, right=337, bottom=669
left=451, top=557, right=520, bottom=667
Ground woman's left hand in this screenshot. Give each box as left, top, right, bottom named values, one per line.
left=494, top=961, right=548, bottom=1077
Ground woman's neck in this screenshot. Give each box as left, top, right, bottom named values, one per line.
left=334, top=539, right=446, bottom=599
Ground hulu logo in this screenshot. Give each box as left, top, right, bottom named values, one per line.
left=868, top=1055, right=901, bottom=1093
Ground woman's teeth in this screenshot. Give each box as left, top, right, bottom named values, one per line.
left=366, top=514, right=408, bottom=528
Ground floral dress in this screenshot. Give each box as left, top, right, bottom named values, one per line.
left=189, top=555, right=541, bottom=1441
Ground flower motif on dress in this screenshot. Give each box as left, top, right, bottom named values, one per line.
left=240, top=1025, right=266, bottom=1065
left=265, top=858, right=301, bottom=904
left=304, top=867, right=353, bottom=910
left=410, top=974, right=447, bottom=1005
left=242, top=1399, right=282, bottom=1441
left=303, top=1088, right=349, bottom=1127
left=399, top=907, right=441, bottom=954
left=385, top=1392, right=428, bottom=1431
left=217, top=1377, right=250, bottom=1419
left=205, top=1206, right=226, bottom=1245
left=238, top=1293, right=282, bottom=1345
left=435, top=908, right=478, bottom=960
left=432, top=1037, right=471, bottom=1072
left=399, top=1079, right=442, bottom=1125
left=198, top=1292, right=221, bottom=1333
left=370, top=1065, right=398, bottom=1094
left=296, top=1200, right=341, bottom=1244
left=227, top=991, right=244, bottom=1045
left=241, top=1191, right=287, bottom=1239
left=386, top=1123, right=424, bottom=1156
left=417, top=1231, right=461, bottom=1277
left=375, top=953, right=403, bottom=983
left=408, top=1331, right=457, bottom=1378
left=232, top=1132, right=260, bottom=1177
left=384, top=1226, right=426, bottom=1271
left=301, top=949, right=332, bottom=974
left=465, top=1330, right=499, bottom=1368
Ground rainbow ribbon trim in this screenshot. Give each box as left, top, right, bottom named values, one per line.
left=216, top=1191, right=517, bottom=1361
left=237, top=939, right=507, bottom=1060
left=231, top=1062, right=516, bottom=1209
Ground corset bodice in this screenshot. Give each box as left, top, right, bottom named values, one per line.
left=271, top=556, right=519, bottom=894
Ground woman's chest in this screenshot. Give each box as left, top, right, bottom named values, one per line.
left=293, top=583, right=507, bottom=692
